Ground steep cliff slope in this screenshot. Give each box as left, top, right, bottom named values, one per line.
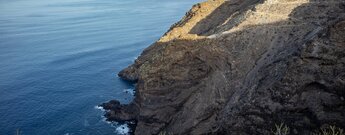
left=102, top=0, right=345, bottom=134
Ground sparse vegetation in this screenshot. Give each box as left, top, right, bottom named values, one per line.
left=272, top=123, right=290, bottom=135
left=313, top=126, right=344, bottom=135
left=272, top=124, right=344, bottom=135
left=158, top=131, right=172, bottom=135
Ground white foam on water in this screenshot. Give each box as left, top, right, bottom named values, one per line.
left=123, top=88, right=135, bottom=96
left=94, top=105, right=105, bottom=111
left=133, top=56, right=138, bottom=62
left=97, top=109, right=131, bottom=135
left=115, top=124, right=130, bottom=135
left=94, top=92, right=134, bottom=135
left=100, top=116, right=111, bottom=124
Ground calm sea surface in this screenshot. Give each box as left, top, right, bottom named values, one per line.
left=0, top=0, right=202, bottom=134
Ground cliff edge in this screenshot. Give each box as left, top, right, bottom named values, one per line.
left=102, top=0, right=345, bottom=134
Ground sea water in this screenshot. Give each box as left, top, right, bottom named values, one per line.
left=0, top=0, right=202, bottom=134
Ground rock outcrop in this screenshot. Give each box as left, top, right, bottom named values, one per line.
left=102, top=0, right=345, bottom=134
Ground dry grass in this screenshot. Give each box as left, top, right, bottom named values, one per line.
left=272, top=123, right=290, bottom=135
left=158, top=131, right=172, bottom=135
left=313, top=126, right=344, bottom=135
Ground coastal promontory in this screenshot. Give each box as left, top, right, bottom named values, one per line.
left=102, top=0, right=345, bottom=134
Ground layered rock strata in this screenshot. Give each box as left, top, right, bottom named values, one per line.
left=102, top=0, right=345, bottom=134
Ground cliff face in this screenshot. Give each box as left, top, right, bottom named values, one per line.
left=102, top=0, right=345, bottom=134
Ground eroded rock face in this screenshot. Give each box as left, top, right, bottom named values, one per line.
left=103, top=0, right=345, bottom=134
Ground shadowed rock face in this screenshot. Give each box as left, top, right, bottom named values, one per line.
left=102, top=0, right=345, bottom=134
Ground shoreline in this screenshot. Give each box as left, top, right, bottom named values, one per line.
left=102, top=0, right=345, bottom=134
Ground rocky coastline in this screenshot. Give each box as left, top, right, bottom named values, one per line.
left=102, top=0, right=345, bottom=134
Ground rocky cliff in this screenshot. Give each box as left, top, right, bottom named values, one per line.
left=102, top=0, right=345, bottom=134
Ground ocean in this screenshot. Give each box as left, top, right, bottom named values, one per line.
left=0, top=0, right=202, bottom=134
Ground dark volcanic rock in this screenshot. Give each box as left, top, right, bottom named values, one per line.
left=103, top=0, right=345, bottom=134
left=100, top=100, right=138, bottom=122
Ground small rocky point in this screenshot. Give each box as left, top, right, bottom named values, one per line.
left=102, top=0, right=345, bottom=134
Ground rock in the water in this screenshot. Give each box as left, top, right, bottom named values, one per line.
left=103, top=0, right=345, bottom=134
left=100, top=100, right=138, bottom=122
